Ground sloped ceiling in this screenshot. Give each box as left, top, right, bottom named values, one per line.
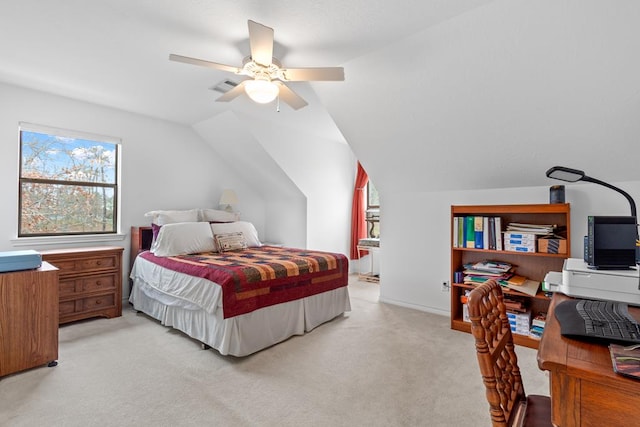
left=316, top=0, right=640, bottom=193
left=1, top=0, right=639, bottom=194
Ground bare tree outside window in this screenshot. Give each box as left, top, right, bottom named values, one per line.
left=19, top=127, right=119, bottom=236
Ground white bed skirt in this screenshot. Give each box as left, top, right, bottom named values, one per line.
left=129, top=258, right=351, bottom=357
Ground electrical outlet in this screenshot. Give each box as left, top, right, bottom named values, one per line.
left=441, top=280, right=450, bottom=292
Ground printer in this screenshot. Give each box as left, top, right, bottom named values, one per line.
left=545, top=258, right=640, bottom=306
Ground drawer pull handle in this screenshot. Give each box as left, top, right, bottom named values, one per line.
left=96, top=261, right=102, bottom=265
left=96, top=281, right=102, bottom=286
left=95, top=300, right=102, bottom=305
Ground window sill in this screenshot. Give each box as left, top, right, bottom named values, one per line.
left=11, top=233, right=127, bottom=247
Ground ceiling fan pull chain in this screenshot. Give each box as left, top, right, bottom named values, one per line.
left=276, top=95, right=280, bottom=112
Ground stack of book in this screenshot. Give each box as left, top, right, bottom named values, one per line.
left=529, top=312, right=547, bottom=339
left=462, top=260, right=514, bottom=286
left=507, top=310, right=531, bottom=336
left=503, top=231, right=537, bottom=252
left=503, top=222, right=556, bottom=253
left=503, top=294, right=527, bottom=313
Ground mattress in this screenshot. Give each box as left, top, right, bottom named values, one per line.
left=129, top=254, right=350, bottom=356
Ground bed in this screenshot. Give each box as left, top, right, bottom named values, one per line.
left=129, top=213, right=350, bottom=357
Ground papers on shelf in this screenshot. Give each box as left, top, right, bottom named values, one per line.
left=504, top=279, right=540, bottom=297
left=505, top=222, right=555, bottom=235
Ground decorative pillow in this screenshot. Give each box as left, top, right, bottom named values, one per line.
left=151, top=223, right=163, bottom=242
left=151, top=222, right=215, bottom=257
left=200, top=209, right=240, bottom=223
left=214, top=232, right=248, bottom=252
left=144, top=209, right=199, bottom=225
left=210, top=221, right=261, bottom=247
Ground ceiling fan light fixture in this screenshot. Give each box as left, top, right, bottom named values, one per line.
left=244, top=77, right=279, bottom=104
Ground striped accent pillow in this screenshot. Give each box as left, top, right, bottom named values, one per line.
left=214, top=232, right=248, bottom=252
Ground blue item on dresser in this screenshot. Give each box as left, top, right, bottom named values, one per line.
left=0, top=250, right=42, bottom=273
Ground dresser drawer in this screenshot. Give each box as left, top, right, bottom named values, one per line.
left=78, top=255, right=117, bottom=271
left=59, top=294, right=116, bottom=316
left=82, top=294, right=115, bottom=311
left=51, top=254, right=119, bottom=277
left=59, top=274, right=116, bottom=298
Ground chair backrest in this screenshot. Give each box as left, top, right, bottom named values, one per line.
left=468, top=279, right=526, bottom=427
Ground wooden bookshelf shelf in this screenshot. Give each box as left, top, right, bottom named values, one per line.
left=450, top=203, right=571, bottom=349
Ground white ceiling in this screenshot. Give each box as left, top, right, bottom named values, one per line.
left=0, top=0, right=490, bottom=126
left=3, top=0, right=640, bottom=194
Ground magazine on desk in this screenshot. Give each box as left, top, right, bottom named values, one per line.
left=609, top=344, right=640, bottom=380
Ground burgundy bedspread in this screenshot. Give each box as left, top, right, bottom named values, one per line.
left=139, top=246, right=348, bottom=318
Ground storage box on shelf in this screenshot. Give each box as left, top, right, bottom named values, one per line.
left=450, top=203, right=571, bottom=349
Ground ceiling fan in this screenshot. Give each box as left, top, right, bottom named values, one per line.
left=169, top=20, right=344, bottom=110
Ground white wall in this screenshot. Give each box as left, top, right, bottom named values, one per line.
left=196, top=112, right=357, bottom=255
left=0, top=82, right=264, bottom=297
left=379, top=181, right=640, bottom=316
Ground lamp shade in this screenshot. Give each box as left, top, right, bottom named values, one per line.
left=219, top=189, right=238, bottom=206
left=245, top=78, right=279, bottom=104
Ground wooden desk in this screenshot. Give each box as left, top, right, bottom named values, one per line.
left=537, top=293, right=640, bottom=426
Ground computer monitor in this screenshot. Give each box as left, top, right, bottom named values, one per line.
left=586, top=216, right=637, bottom=269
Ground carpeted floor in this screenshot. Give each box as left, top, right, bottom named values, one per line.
left=0, top=276, right=549, bottom=426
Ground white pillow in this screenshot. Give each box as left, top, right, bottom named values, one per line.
left=151, top=222, right=216, bottom=256
left=210, top=221, right=261, bottom=248
left=144, top=209, right=199, bottom=225
left=200, top=209, right=240, bottom=223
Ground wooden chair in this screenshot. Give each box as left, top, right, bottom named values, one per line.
left=467, top=280, right=552, bottom=427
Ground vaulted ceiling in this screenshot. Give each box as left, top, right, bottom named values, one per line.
left=2, top=0, right=640, bottom=194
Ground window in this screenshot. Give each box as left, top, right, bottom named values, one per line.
left=366, top=181, right=380, bottom=238
left=18, top=123, right=120, bottom=237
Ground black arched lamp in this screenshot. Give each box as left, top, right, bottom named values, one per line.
left=546, top=166, right=637, bottom=218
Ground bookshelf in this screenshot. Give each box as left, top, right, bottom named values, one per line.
left=450, top=203, right=571, bottom=349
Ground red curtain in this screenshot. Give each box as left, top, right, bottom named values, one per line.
left=350, top=162, right=369, bottom=259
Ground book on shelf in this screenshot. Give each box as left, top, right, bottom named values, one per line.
left=488, top=217, right=496, bottom=250
left=453, top=217, right=459, bottom=248
left=474, top=216, right=484, bottom=249
left=482, top=217, right=489, bottom=250
left=503, top=295, right=527, bottom=312
left=495, top=217, right=503, bottom=250
left=532, top=312, right=547, bottom=328
left=465, top=216, right=475, bottom=248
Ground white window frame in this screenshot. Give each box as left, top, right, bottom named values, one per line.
left=13, top=122, right=125, bottom=246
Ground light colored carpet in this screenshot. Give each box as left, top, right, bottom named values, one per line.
left=0, top=276, right=549, bottom=426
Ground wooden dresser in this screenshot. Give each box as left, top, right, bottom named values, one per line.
left=0, top=262, right=59, bottom=377
left=41, top=246, right=124, bottom=324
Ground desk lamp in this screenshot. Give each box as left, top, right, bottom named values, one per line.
left=546, top=166, right=640, bottom=278
left=546, top=166, right=637, bottom=218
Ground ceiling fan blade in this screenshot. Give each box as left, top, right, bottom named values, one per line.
left=216, top=80, right=248, bottom=102
left=248, top=20, right=274, bottom=67
left=275, top=82, right=308, bottom=110
left=169, top=54, right=240, bottom=74
left=281, top=67, right=344, bottom=81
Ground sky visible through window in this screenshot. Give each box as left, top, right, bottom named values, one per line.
left=19, top=128, right=118, bottom=236
left=21, top=131, right=116, bottom=183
